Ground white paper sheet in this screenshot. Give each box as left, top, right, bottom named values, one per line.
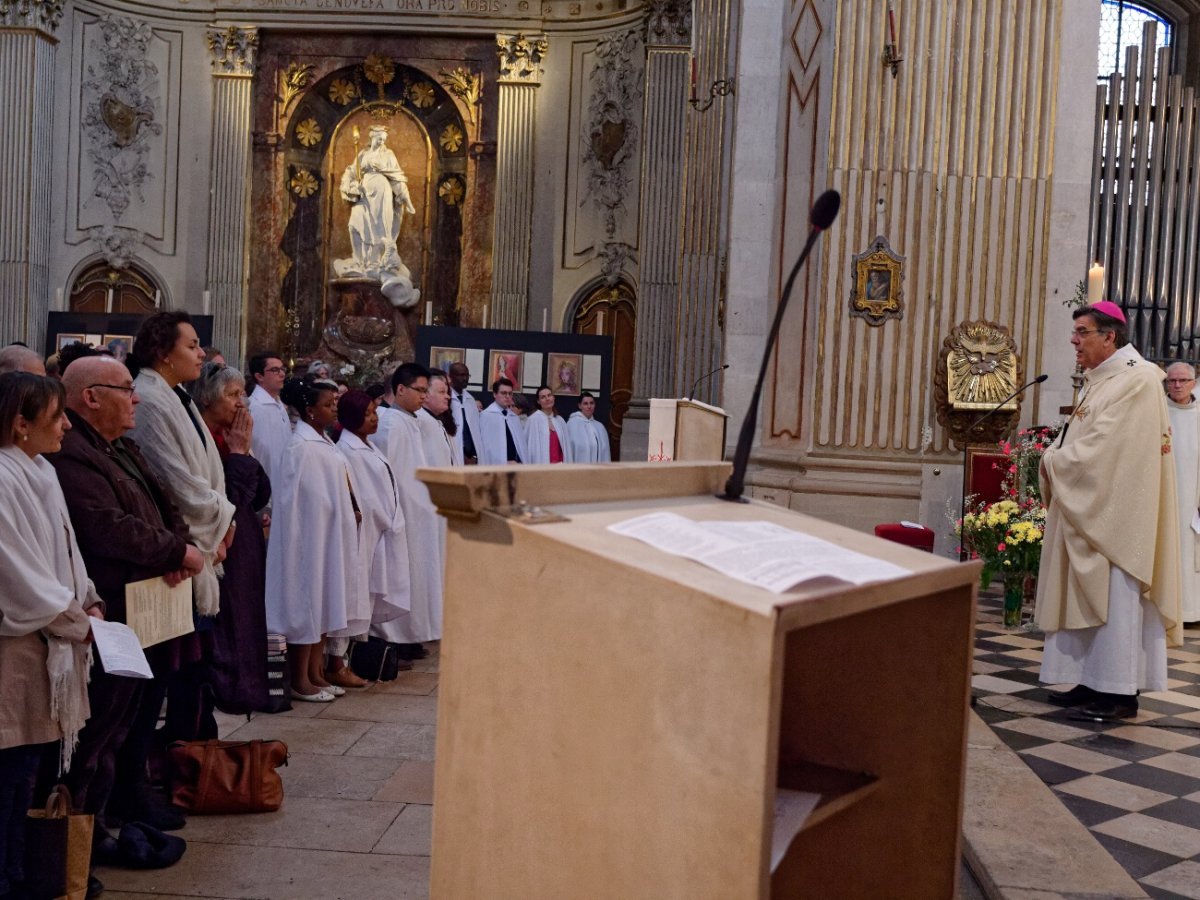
left=90, top=619, right=153, bottom=679
left=124, top=576, right=194, bottom=648
left=771, top=788, right=821, bottom=872
left=607, top=513, right=911, bottom=593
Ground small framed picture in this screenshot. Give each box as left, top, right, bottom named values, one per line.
left=429, top=346, right=465, bottom=373
left=102, top=334, right=134, bottom=363
left=56, top=333, right=85, bottom=352
left=547, top=352, right=582, bottom=396
left=84, top=334, right=103, bottom=347
left=488, top=350, right=523, bottom=390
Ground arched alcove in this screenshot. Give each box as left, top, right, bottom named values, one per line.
left=67, top=257, right=162, bottom=314
left=568, top=279, right=635, bottom=460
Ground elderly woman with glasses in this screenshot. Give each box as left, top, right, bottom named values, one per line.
left=189, top=362, right=272, bottom=713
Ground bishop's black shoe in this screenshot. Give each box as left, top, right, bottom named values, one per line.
left=1045, top=684, right=1100, bottom=707
left=1073, top=695, right=1139, bottom=722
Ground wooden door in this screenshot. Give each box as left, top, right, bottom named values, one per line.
left=572, top=283, right=634, bottom=461
left=69, top=262, right=160, bottom=314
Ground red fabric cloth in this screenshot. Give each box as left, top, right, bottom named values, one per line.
left=549, top=429, right=564, bottom=463
left=874, top=523, right=935, bottom=552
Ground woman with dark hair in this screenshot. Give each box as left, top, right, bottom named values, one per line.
left=190, top=362, right=271, bottom=713
left=265, top=379, right=364, bottom=701
left=330, top=390, right=410, bottom=687
left=0, top=373, right=101, bottom=900
left=525, top=385, right=573, bottom=464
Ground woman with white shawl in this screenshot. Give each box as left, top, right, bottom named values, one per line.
left=331, top=391, right=411, bottom=687
left=0, top=373, right=100, bottom=898
left=266, top=380, right=364, bottom=702
left=525, top=385, right=574, bottom=464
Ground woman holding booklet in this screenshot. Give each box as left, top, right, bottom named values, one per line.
left=0, top=372, right=101, bottom=900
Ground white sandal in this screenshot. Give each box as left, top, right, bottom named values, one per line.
left=291, top=688, right=336, bottom=703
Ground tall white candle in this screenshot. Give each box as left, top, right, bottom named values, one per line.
left=425, top=301, right=433, bottom=326
left=154, top=289, right=161, bottom=309
left=1087, top=262, right=1104, bottom=305
left=55, top=288, right=63, bottom=309
left=542, top=309, right=548, bottom=332
left=202, top=290, right=211, bottom=315
left=482, top=305, right=488, bottom=329
left=596, top=311, right=605, bottom=334
left=105, top=286, right=114, bottom=314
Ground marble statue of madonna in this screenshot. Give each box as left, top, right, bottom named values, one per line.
left=334, top=126, right=421, bottom=309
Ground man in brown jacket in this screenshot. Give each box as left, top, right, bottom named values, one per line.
left=47, top=356, right=203, bottom=837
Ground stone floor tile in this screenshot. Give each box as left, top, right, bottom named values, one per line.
left=371, top=672, right=440, bottom=695
left=320, top=692, right=439, bottom=726
left=222, top=713, right=374, bottom=756
left=1004, top=648, right=1045, bottom=663
left=1021, top=755, right=1090, bottom=785
left=1068, top=733, right=1172, bottom=764
left=1055, top=792, right=1128, bottom=827
left=1056, top=774, right=1175, bottom=811
left=984, top=634, right=1045, bottom=648
left=974, top=674, right=1044, bottom=695
left=1145, top=753, right=1200, bottom=780
left=372, top=803, right=433, bottom=856
left=1141, top=798, right=1200, bottom=830
left=177, top=795, right=403, bottom=852
left=1104, top=726, right=1200, bottom=752
left=1145, top=692, right=1200, bottom=711
left=213, top=711, right=247, bottom=739
left=266, top=700, right=327, bottom=718
left=1142, top=860, right=1200, bottom=899
left=1093, top=813, right=1200, bottom=858
left=1021, top=741, right=1128, bottom=774
left=345, top=722, right=437, bottom=761
left=972, top=661, right=1009, bottom=675
left=100, top=841, right=430, bottom=899
left=992, top=716, right=1095, bottom=743
left=280, top=752, right=403, bottom=801
left=976, top=695, right=1059, bottom=717
left=373, top=760, right=436, bottom=804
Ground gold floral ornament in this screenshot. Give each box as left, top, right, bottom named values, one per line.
left=328, top=79, right=357, bottom=105
left=439, top=124, right=464, bottom=153
left=290, top=169, right=319, bottom=198
left=410, top=82, right=436, bottom=109
left=363, top=53, right=396, bottom=98
left=438, top=178, right=465, bottom=206
left=295, top=118, right=323, bottom=147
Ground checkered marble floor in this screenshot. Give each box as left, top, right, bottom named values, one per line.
left=972, top=590, right=1200, bottom=899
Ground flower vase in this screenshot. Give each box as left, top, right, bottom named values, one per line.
left=1003, top=577, right=1024, bottom=628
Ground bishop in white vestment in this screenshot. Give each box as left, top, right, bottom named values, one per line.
left=1165, top=362, right=1200, bottom=622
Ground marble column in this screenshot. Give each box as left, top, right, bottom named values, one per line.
left=490, top=33, right=547, bottom=331
left=205, top=25, right=257, bottom=362
left=0, top=1, right=62, bottom=349
left=620, top=0, right=691, bottom=461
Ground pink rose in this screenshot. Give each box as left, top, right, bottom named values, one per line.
left=997, top=543, right=1006, bottom=551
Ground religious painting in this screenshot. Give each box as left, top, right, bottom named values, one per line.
left=548, top=352, right=582, bottom=396
left=488, top=350, right=523, bottom=389
left=56, top=333, right=85, bottom=352
left=849, top=236, right=904, bottom=325
left=103, top=334, right=134, bottom=363
left=429, top=346, right=464, bottom=373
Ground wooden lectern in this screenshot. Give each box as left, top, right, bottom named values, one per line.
left=647, top=398, right=728, bottom=460
left=419, top=462, right=978, bottom=899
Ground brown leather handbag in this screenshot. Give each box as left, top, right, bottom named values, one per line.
left=168, top=739, right=288, bottom=814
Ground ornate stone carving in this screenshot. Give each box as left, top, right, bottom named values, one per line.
left=279, top=62, right=314, bottom=112
left=89, top=225, right=143, bottom=270
left=439, top=66, right=481, bottom=126
left=206, top=25, right=257, bottom=77
left=496, top=33, right=548, bottom=84
left=645, top=0, right=691, bottom=46
left=0, top=0, right=64, bottom=30
left=582, top=28, right=642, bottom=239
left=600, top=241, right=635, bottom=286
left=934, top=320, right=1025, bottom=449
left=82, top=14, right=163, bottom=221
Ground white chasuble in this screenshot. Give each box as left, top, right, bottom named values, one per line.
left=372, top=407, right=442, bottom=643
left=1167, top=398, right=1200, bottom=621
left=336, top=430, right=410, bottom=625
left=265, top=422, right=362, bottom=645
left=566, top=412, right=611, bottom=463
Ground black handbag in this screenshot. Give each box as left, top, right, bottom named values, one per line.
left=348, top=636, right=400, bottom=682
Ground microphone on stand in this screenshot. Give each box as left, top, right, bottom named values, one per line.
left=958, top=374, right=1049, bottom=559
left=721, top=189, right=841, bottom=502
left=688, top=364, right=730, bottom=401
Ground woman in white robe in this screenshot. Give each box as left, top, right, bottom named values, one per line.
left=332, top=391, right=411, bottom=686
left=0, top=374, right=99, bottom=896
left=265, top=380, right=362, bottom=702
left=525, top=386, right=573, bottom=464
left=566, top=392, right=611, bottom=463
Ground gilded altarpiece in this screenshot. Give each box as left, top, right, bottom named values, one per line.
left=247, top=34, right=496, bottom=374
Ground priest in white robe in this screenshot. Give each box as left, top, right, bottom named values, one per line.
left=418, top=371, right=461, bottom=467
left=448, top=362, right=482, bottom=464
left=477, top=377, right=527, bottom=464
left=566, top=392, right=611, bottom=463
left=373, top=363, right=442, bottom=652
left=1165, top=362, right=1200, bottom=623
left=247, top=352, right=293, bottom=487
left=1036, top=302, right=1182, bottom=721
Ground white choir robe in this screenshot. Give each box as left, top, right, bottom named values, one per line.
left=248, top=385, right=293, bottom=488
left=566, top=411, right=611, bottom=463
left=417, top=408, right=461, bottom=467
left=1168, top=397, right=1200, bottom=621
left=265, top=422, right=364, bottom=645
left=477, top=402, right=527, bottom=464
left=336, top=430, right=411, bottom=629
left=450, top=388, right=482, bottom=460
left=525, top=411, right=573, bottom=464
left=372, top=407, right=443, bottom=643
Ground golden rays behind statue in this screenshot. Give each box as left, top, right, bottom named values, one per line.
left=945, top=322, right=1020, bottom=410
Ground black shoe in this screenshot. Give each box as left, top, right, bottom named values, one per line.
left=395, top=643, right=428, bottom=661
left=107, top=784, right=186, bottom=832
left=1074, top=697, right=1139, bottom=722
left=1046, top=684, right=1100, bottom=707
left=86, top=875, right=104, bottom=898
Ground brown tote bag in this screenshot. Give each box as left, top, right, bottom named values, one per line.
left=168, top=739, right=288, bottom=814
left=24, top=784, right=94, bottom=900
